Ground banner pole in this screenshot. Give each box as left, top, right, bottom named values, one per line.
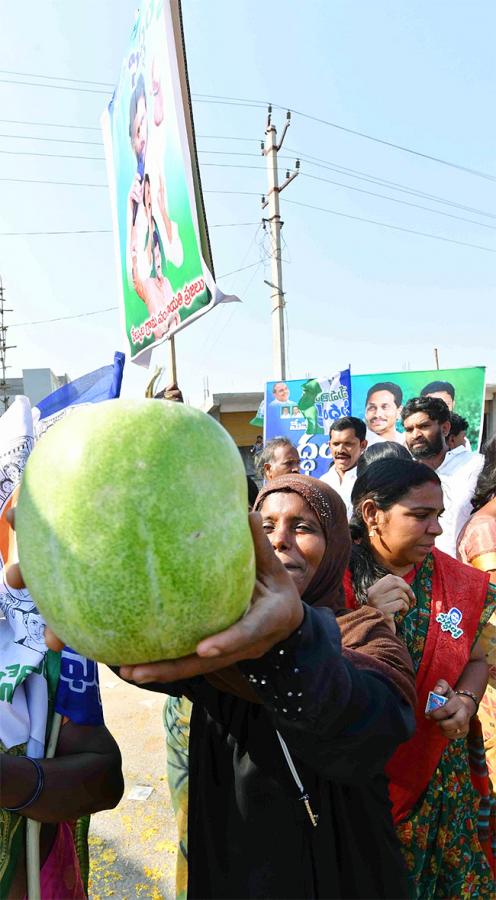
left=168, top=336, right=178, bottom=384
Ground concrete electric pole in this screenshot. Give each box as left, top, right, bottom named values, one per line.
left=262, top=107, right=299, bottom=380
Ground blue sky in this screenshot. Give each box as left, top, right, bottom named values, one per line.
left=0, top=0, right=495, bottom=405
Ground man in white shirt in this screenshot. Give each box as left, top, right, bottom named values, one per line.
left=402, top=397, right=483, bottom=557
left=319, top=417, right=368, bottom=519
left=420, top=380, right=472, bottom=449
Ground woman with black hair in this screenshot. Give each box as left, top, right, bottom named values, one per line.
left=355, top=439, right=412, bottom=478
left=345, top=458, right=496, bottom=898
left=458, top=435, right=496, bottom=581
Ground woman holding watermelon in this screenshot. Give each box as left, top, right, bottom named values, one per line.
left=69, top=474, right=418, bottom=899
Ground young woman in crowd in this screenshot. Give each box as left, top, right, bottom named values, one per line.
left=458, top=434, right=496, bottom=580
left=355, top=439, right=412, bottom=477
left=76, top=475, right=417, bottom=899
left=457, top=434, right=496, bottom=778
left=346, top=458, right=496, bottom=898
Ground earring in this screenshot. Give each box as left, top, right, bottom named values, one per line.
left=368, top=527, right=377, bottom=538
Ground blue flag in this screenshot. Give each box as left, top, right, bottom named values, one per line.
left=36, top=352, right=125, bottom=420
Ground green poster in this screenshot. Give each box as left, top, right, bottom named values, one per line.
left=102, top=0, right=235, bottom=366
left=352, top=366, right=486, bottom=450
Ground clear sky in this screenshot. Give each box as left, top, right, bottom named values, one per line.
left=0, top=0, right=495, bottom=406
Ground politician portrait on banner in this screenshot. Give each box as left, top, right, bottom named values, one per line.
left=102, top=0, right=237, bottom=366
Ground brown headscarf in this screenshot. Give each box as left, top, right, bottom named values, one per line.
left=209, top=475, right=416, bottom=709
left=254, top=474, right=351, bottom=612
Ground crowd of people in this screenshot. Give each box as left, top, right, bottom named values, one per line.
left=1, top=387, right=495, bottom=899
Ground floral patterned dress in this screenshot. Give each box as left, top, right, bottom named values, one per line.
left=395, top=554, right=496, bottom=899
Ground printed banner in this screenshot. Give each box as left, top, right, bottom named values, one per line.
left=0, top=357, right=121, bottom=752
left=102, top=0, right=237, bottom=366
left=351, top=366, right=486, bottom=451
left=262, top=366, right=485, bottom=479
left=264, top=371, right=352, bottom=478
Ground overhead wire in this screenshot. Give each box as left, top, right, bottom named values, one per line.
left=0, top=117, right=101, bottom=131
left=1, top=120, right=493, bottom=220
left=0, top=223, right=260, bottom=237
left=299, top=172, right=496, bottom=231
left=192, top=93, right=496, bottom=182
left=282, top=198, right=496, bottom=254
left=0, top=68, right=114, bottom=87
left=9, top=262, right=263, bottom=328
left=1, top=70, right=493, bottom=181
left=286, top=148, right=496, bottom=220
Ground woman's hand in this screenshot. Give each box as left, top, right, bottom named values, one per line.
left=367, top=575, right=415, bottom=633
left=426, top=679, right=473, bottom=740
left=119, top=512, right=304, bottom=684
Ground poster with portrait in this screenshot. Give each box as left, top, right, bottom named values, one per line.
left=351, top=366, right=486, bottom=451
left=102, top=0, right=236, bottom=366
left=263, top=371, right=352, bottom=478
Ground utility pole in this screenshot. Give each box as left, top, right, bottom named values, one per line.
left=0, top=277, right=15, bottom=413
left=262, top=107, right=299, bottom=380
left=434, top=347, right=440, bottom=370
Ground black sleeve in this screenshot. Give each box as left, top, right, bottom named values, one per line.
left=237, top=604, right=415, bottom=783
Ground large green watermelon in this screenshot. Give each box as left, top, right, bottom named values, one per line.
left=16, top=399, right=255, bottom=664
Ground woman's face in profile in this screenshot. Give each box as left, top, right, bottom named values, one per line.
left=369, top=482, right=444, bottom=566
left=260, top=491, right=326, bottom=595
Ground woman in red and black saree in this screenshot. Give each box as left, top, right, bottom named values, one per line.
left=345, top=458, right=496, bottom=900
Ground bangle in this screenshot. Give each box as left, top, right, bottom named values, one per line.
left=3, top=756, right=45, bottom=812
left=455, top=689, right=479, bottom=715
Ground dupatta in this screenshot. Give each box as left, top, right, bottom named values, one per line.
left=345, top=548, right=489, bottom=823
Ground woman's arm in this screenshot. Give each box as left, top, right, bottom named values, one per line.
left=0, top=721, right=124, bottom=823
left=237, top=603, right=416, bottom=782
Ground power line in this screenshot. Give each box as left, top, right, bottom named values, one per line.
left=0, top=177, right=262, bottom=194
left=203, top=189, right=262, bottom=196
left=0, top=177, right=108, bottom=188
left=209, top=221, right=260, bottom=228
left=193, top=94, right=496, bottom=183
left=0, top=148, right=104, bottom=161
left=1, top=117, right=493, bottom=219
left=0, top=222, right=259, bottom=237
left=1, top=68, right=494, bottom=181
left=287, top=148, right=496, bottom=220
left=0, top=132, right=103, bottom=146
left=9, top=262, right=262, bottom=328
left=2, top=137, right=493, bottom=225
left=0, top=117, right=101, bottom=131
left=2, top=124, right=494, bottom=221
left=0, top=68, right=114, bottom=88
left=282, top=198, right=496, bottom=254
left=0, top=130, right=260, bottom=147
left=0, top=229, right=111, bottom=236
left=10, top=306, right=119, bottom=327
left=0, top=77, right=110, bottom=95
left=299, top=172, right=496, bottom=230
